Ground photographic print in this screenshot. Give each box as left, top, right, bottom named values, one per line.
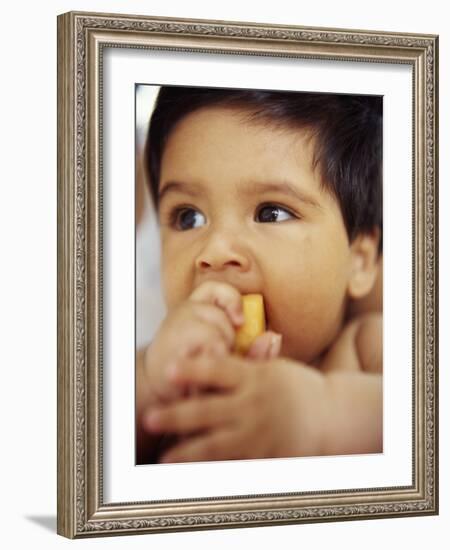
left=57, top=11, right=438, bottom=538
left=135, top=84, right=383, bottom=465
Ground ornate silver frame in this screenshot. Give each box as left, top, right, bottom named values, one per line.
left=57, top=11, right=439, bottom=538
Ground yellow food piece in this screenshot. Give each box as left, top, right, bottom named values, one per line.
left=234, top=294, right=266, bottom=355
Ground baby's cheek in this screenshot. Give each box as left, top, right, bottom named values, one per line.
left=161, top=266, right=184, bottom=309
left=271, top=283, right=345, bottom=363
left=161, top=243, right=197, bottom=306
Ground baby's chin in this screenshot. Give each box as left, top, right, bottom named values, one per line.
left=275, top=332, right=329, bottom=366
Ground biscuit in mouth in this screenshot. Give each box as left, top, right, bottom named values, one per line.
left=234, top=294, right=266, bottom=355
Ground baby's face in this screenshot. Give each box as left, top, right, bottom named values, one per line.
left=158, top=107, right=354, bottom=363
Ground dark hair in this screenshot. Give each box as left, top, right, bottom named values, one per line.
left=144, top=86, right=382, bottom=248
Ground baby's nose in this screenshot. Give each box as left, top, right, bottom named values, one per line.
left=195, top=233, right=251, bottom=272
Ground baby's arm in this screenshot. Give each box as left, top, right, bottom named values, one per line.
left=320, top=313, right=382, bottom=374
left=142, top=315, right=382, bottom=461
left=321, top=370, right=382, bottom=455
left=136, top=282, right=242, bottom=463
left=136, top=284, right=281, bottom=463
left=136, top=348, right=164, bottom=463
left=313, top=313, right=383, bottom=454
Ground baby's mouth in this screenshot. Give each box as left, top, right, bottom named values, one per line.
left=261, top=298, right=275, bottom=335
left=260, top=294, right=270, bottom=332
left=263, top=306, right=270, bottom=332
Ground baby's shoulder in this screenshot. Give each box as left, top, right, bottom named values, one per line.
left=320, top=313, right=382, bottom=374
left=353, top=313, right=382, bottom=373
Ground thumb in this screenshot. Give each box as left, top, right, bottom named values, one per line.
left=246, top=332, right=282, bottom=360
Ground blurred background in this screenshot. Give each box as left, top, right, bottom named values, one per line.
left=136, top=84, right=167, bottom=348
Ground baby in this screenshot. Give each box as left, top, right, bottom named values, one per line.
left=136, top=86, right=383, bottom=464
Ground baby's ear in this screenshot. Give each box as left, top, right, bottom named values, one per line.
left=347, top=229, right=380, bottom=299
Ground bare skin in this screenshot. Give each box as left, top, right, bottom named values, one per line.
left=137, top=106, right=382, bottom=463
left=137, top=283, right=382, bottom=463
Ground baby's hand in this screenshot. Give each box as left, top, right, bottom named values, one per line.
left=142, top=281, right=245, bottom=405
left=143, top=353, right=325, bottom=462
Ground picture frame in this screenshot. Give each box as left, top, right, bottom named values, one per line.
left=57, top=10, right=439, bottom=538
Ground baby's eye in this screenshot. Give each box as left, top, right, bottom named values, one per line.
left=256, top=204, right=295, bottom=223
left=173, top=207, right=206, bottom=230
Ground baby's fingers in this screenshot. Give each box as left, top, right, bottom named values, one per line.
left=143, top=394, right=234, bottom=435
left=246, top=332, right=282, bottom=360
left=189, top=303, right=235, bottom=350
left=168, top=355, right=244, bottom=391
left=190, top=281, right=244, bottom=327
left=159, top=429, right=239, bottom=463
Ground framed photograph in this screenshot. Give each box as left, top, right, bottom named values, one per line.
left=57, top=11, right=439, bottom=538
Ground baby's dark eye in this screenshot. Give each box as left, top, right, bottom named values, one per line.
left=174, top=208, right=206, bottom=230
left=256, top=205, right=295, bottom=223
